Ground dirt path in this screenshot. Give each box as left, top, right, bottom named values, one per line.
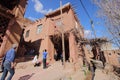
left=11, top=61, right=85, bottom=80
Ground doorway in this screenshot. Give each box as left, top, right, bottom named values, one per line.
left=50, top=35, right=70, bottom=61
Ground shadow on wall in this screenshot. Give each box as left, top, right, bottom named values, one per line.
left=4, top=21, right=22, bottom=45
left=50, top=34, right=70, bottom=61
left=0, top=0, right=19, bottom=10
left=10, top=21, right=22, bottom=43
left=24, top=39, right=42, bottom=56
left=18, top=73, right=35, bottom=80
left=15, top=55, right=34, bottom=63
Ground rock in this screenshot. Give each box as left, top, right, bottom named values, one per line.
left=90, top=59, right=104, bottom=69
left=94, top=63, right=120, bottom=80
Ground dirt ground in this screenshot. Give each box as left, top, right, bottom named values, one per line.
left=0, top=60, right=86, bottom=80
left=0, top=57, right=119, bottom=80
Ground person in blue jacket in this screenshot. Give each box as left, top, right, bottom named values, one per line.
left=1, top=44, right=17, bottom=80
left=42, top=49, right=48, bottom=69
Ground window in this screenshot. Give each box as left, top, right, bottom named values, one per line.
left=117, top=53, right=120, bottom=55
left=55, top=18, right=62, bottom=27
left=25, top=30, right=30, bottom=38
left=37, top=24, right=43, bottom=34
left=109, top=53, right=111, bottom=55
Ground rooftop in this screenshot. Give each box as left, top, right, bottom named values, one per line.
left=45, top=3, right=71, bottom=17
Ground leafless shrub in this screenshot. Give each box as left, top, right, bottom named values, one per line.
left=92, top=0, right=120, bottom=48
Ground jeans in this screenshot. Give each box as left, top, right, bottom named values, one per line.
left=1, top=60, right=15, bottom=80
left=43, top=59, right=46, bottom=69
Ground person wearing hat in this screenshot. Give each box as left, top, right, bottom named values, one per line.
left=1, top=44, right=18, bottom=80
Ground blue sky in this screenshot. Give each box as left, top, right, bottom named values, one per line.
left=24, top=0, right=109, bottom=39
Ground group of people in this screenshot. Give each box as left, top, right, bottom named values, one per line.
left=0, top=44, right=48, bottom=80
left=32, top=49, right=48, bottom=69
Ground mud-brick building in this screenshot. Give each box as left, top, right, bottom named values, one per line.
left=24, top=3, right=84, bottom=62
left=0, top=0, right=30, bottom=57
left=99, top=42, right=120, bottom=66
left=103, top=49, right=120, bottom=66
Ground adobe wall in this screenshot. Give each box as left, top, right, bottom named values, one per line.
left=0, top=19, right=23, bottom=57
left=103, top=50, right=120, bottom=66
left=0, top=0, right=28, bottom=57
left=69, top=32, right=78, bottom=63
left=23, top=5, right=84, bottom=63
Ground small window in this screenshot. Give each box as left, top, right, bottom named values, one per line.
left=114, top=51, right=115, bottom=54
left=25, top=30, right=30, bottom=38
left=37, top=24, right=43, bottom=34
left=117, top=53, right=120, bottom=55
left=109, top=53, right=111, bottom=55
left=55, top=18, right=62, bottom=27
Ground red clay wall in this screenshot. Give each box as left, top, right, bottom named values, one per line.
left=0, top=19, right=23, bottom=57
left=0, top=0, right=28, bottom=57
left=104, top=50, right=120, bottom=66
left=24, top=5, right=84, bottom=63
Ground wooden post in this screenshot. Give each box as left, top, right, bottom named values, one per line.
left=60, top=0, right=66, bottom=68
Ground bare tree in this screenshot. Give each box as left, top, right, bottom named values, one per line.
left=93, top=0, right=120, bottom=48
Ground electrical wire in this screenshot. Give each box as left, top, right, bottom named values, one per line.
left=79, top=0, right=91, bottom=20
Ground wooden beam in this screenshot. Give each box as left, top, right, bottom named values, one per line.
left=0, top=5, right=14, bottom=19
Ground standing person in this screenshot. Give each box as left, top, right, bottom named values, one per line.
left=1, top=44, right=18, bottom=80
left=42, top=49, right=48, bottom=69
